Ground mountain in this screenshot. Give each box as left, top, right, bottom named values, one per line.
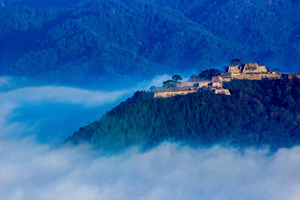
left=1, top=0, right=300, bottom=87
left=66, top=76, right=300, bottom=152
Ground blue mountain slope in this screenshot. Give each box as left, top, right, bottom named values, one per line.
left=1, top=0, right=299, bottom=87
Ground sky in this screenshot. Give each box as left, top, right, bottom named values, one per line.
left=1, top=75, right=300, bottom=200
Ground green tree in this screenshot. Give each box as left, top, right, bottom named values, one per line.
left=199, top=69, right=220, bottom=79
left=189, top=74, right=199, bottom=82
left=231, top=59, right=242, bottom=66
left=172, top=75, right=183, bottom=86
left=150, top=86, right=157, bottom=92
left=163, top=80, right=174, bottom=88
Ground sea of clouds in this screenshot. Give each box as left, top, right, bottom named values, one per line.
left=1, top=75, right=300, bottom=200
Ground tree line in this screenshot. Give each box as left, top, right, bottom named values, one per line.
left=66, top=77, right=300, bottom=152
left=1, top=0, right=300, bottom=87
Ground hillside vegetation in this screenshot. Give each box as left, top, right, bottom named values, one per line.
left=66, top=77, right=300, bottom=152
left=1, top=0, right=300, bottom=86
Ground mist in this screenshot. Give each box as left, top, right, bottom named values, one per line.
left=1, top=75, right=300, bottom=200
left=0, top=83, right=132, bottom=144
left=0, top=74, right=170, bottom=142
left=1, top=140, right=300, bottom=200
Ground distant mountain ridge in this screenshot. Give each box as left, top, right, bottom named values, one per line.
left=1, top=0, right=300, bottom=87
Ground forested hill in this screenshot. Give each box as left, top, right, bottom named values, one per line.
left=66, top=77, right=300, bottom=152
left=1, top=0, right=300, bottom=87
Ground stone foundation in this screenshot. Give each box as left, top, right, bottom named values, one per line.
left=213, top=88, right=231, bottom=95
left=231, top=73, right=281, bottom=80
left=154, top=90, right=197, bottom=98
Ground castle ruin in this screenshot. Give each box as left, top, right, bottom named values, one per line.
left=153, top=62, right=296, bottom=98
left=223, top=62, right=281, bottom=80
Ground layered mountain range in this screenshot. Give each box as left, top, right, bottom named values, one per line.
left=1, top=0, right=300, bottom=87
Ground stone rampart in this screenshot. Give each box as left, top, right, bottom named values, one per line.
left=154, top=90, right=197, bottom=98
left=154, top=62, right=295, bottom=99
left=222, top=78, right=231, bottom=82
left=212, top=82, right=223, bottom=87
left=294, top=74, right=300, bottom=79
left=213, top=88, right=231, bottom=95
left=226, top=63, right=269, bottom=75
left=231, top=73, right=281, bottom=80
left=242, top=63, right=268, bottom=74
left=227, top=66, right=242, bottom=74
left=177, top=81, right=210, bottom=88
left=176, top=82, right=195, bottom=88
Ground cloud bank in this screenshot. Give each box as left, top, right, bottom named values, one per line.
left=1, top=85, right=132, bottom=107
left=0, top=84, right=134, bottom=143
left=0, top=74, right=173, bottom=140
left=1, top=76, right=300, bottom=200
left=1, top=140, right=300, bottom=200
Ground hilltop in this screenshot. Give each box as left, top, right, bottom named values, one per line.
left=66, top=68, right=300, bottom=152
left=152, top=62, right=300, bottom=98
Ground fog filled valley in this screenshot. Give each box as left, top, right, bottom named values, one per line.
left=1, top=0, right=300, bottom=199
left=2, top=75, right=300, bottom=200
left=3, top=138, right=300, bottom=199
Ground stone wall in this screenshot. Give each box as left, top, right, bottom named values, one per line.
left=231, top=73, right=281, bottom=80
left=226, top=63, right=269, bottom=75
left=154, top=90, right=197, bottom=98
left=212, top=75, right=222, bottom=82
left=197, top=81, right=211, bottom=88
left=223, top=78, right=231, bottom=82
left=242, top=63, right=268, bottom=74
left=153, top=87, right=231, bottom=98
left=286, top=73, right=300, bottom=79
left=176, top=81, right=210, bottom=88
left=176, top=82, right=195, bottom=88
left=227, top=66, right=242, bottom=74
left=213, top=88, right=231, bottom=95
left=294, top=74, right=300, bottom=79
left=212, top=82, right=223, bottom=87
left=154, top=62, right=295, bottom=99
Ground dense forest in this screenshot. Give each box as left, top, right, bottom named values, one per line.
left=1, top=0, right=300, bottom=87
left=66, top=76, right=300, bottom=152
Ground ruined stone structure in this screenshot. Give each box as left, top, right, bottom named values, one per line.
left=153, top=87, right=230, bottom=98
left=153, top=62, right=296, bottom=99
left=212, top=88, right=231, bottom=95
left=154, top=90, right=197, bottom=98
left=154, top=75, right=230, bottom=98
left=227, top=63, right=268, bottom=74
left=231, top=73, right=281, bottom=80
left=211, top=82, right=223, bottom=88
left=176, top=81, right=211, bottom=88
left=223, top=62, right=281, bottom=80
